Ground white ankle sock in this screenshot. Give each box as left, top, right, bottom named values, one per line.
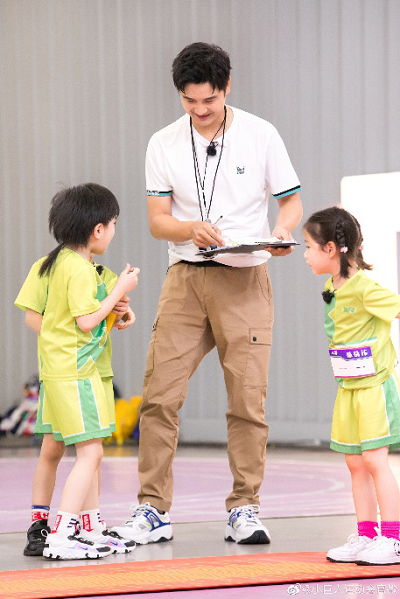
left=79, top=509, right=104, bottom=534
left=51, top=511, right=78, bottom=537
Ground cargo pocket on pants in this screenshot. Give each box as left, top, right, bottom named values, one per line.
left=144, top=316, right=159, bottom=377
left=244, top=328, right=272, bottom=388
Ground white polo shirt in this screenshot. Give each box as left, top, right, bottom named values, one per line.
left=146, top=106, right=301, bottom=267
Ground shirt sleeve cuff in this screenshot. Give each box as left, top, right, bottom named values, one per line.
left=147, top=190, right=172, bottom=197
left=272, top=185, right=302, bottom=199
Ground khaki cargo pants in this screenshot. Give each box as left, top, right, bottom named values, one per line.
left=138, top=261, right=274, bottom=512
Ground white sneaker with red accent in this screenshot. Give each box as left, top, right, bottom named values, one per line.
left=79, top=528, right=136, bottom=554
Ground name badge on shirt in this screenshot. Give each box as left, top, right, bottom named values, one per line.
left=329, top=346, right=376, bottom=379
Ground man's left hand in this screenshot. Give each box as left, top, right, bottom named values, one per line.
left=268, top=226, right=294, bottom=257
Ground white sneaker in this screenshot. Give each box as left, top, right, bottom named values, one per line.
left=326, top=534, right=373, bottom=563
left=225, top=505, right=270, bottom=544
left=43, top=533, right=112, bottom=560
left=111, top=502, right=173, bottom=545
left=355, top=535, right=400, bottom=565
left=78, top=527, right=136, bottom=554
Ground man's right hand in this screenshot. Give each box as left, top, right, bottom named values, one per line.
left=191, top=222, right=225, bottom=248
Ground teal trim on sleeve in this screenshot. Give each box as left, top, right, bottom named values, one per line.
left=273, top=186, right=302, bottom=199
left=146, top=190, right=172, bottom=197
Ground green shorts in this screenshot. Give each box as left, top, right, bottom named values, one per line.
left=330, top=371, right=400, bottom=454
left=102, top=376, right=116, bottom=433
left=35, top=371, right=114, bottom=445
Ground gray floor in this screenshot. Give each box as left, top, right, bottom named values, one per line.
left=3, top=444, right=400, bottom=599
left=0, top=443, right=361, bottom=572
left=2, top=515, right=356, bottom=572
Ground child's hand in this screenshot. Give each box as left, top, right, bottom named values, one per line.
left=115, top=306, right=136, bottom=330
left=117, top=264, right=140, bottom=294
left=112, top=295, right=130, bottom=316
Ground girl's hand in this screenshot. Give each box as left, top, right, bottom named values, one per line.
left=117, top=264, right=140, bottom=294
left=115, top=306, right=136, bottom=330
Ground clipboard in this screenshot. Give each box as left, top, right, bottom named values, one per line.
left=196, top=240, right=299, bottom=258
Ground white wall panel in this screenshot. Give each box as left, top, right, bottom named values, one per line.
left=1, top=0, right=399, bottom=443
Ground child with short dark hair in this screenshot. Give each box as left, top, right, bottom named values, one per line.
left=303, top=206, right=400, bottom=566
left=16, top=259, right=134, bottom=557
left=16, top=183, right=139, bottom=560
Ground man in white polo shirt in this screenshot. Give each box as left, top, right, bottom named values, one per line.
left=112, top=42, right=302, bottom=545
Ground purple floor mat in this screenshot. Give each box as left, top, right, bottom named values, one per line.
left=80, top=577, right=400, bottom=599
left=0, top=457, right=353, bottom=533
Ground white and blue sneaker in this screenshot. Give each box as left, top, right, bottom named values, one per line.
left=43, top=533, right=112, bottom=560
left=225, top=504, right=271, bottom=544
left=111, top=502, right=173, bottom=545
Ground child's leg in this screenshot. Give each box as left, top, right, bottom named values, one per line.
left=23, top=434, right=65, bottom=556
left=58, top=439, right=103, bottom=515
left=44, top=439, right=112, bottom=560
left=78, top=465, right=136, bottom=554
left=79, top=467, right=102, bottom=533
left=353, top=446, right=400, bottom=566
left=49, top=439, right=103, bottom=539
left=32, top=434, right=65, bottom=511
left=362, top=446, right=400, bottom=526
left=326, top=453, right=378, bottom=563
left=345, top=453, right=378, bottom=523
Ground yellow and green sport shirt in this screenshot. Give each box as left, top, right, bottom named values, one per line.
left=15, top=257, right=48, bottom=377
left=15, top=248, right=116, bottom=381
left=324, top=270, right=400, bottom=389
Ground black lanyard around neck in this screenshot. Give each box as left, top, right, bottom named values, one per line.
left=190, top=107, right=226, bottom=222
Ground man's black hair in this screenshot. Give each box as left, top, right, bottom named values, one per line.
left=172, top=42, right=232, bottom=93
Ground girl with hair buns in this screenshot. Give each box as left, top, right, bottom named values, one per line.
left=303, top=206, right=400, bottom=566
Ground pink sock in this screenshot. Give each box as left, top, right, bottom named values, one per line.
left=381, top=521, right=400, bottom=540
left=357, top=520, right=378, bottom=539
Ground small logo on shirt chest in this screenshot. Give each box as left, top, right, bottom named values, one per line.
left=343, top=307, right=355, bottom=313
left=236, top=166, right=245, bottom=174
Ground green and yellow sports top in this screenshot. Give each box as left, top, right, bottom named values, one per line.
left=324, top=270, right=400, bottom=389
left=15, top=249, right=117, bottom=381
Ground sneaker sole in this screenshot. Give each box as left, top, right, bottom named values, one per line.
left=326, top=556, right=357, bottom=563
left=225, top=530, right=270, bottom=545
left=111, top=526, right=173, bottom=545
left=43, top=550, right=110, bottom=560
left=356, top=559, right=400, bottom=566
left=136, top=535, right=173, bottom=546
left=109, top=544, right=136, bottom=554
left=23, top=546, right=45, bottom=557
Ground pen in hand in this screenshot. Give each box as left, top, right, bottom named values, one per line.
left=211, top=215, right=223, bottom=227
left=198, top=216, right=224, bottom=252
left=210, top=215, right=223, bottom=249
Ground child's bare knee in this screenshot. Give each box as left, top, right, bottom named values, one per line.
left=345, top=453, right=364, bottom=473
